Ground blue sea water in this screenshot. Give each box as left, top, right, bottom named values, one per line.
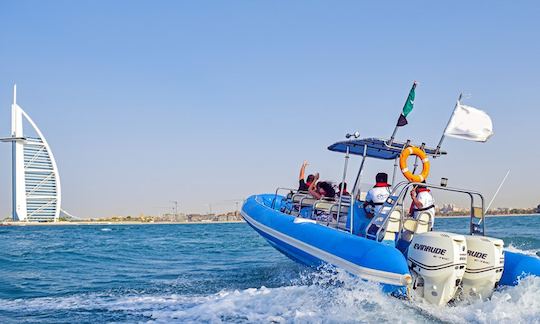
left=0, top=216, right=539, bottom=323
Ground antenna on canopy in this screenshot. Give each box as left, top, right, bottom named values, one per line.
left=13, top=84, right=17, bottom=105
left=346, top=131, right=360, bottom=139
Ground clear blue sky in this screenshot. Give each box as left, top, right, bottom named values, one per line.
left=0, top=1, right=539, bottom=217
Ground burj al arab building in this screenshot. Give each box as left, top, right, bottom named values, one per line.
left=2, top=86, right=61, bottom=222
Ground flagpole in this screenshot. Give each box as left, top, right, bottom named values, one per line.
left=388, top=126, right=399, bottom=146
left=435, top=93, right=462, bottom=154
left=387, top=81, right=417, bottom=146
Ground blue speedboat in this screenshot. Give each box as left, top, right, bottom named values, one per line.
left=241, top=137, right=540, bottom=305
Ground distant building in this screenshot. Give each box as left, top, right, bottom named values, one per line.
left=439, top=204, right=456, bottom=214
left=162, top=213, right=187, bottom=222
left=2, top=86, right=61, bottom=222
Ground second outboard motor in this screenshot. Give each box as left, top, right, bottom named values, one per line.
left=462, top=236, right=505, bottom=299
left=407, top=232, right=467, bottom=306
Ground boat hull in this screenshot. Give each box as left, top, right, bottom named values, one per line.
left=500, top=250, right=540, bottom=286
left=241, top=194, right=411, bottom=295
left=242, top=194, right=540, bottom=294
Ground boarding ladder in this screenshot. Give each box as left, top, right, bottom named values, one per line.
left=365, top=196, right=399, bottom=241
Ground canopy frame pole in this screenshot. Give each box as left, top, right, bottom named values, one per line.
left=352, top=144, right=368, bottom=195
left=336, top=146, right=350, bottom=227
left=435, top=93, right=462, bottom=154
left=351, top=144, right=368, bottom=234
left=387, top=126, right=399, bottom=146
left=391, top=157, right=398, bottom=189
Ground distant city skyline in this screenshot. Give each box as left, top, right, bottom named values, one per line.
left=1, top=1, right=539, bottom=218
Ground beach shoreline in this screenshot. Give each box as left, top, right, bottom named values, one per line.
left=437, top=213, right=540, bottom=219
left=2, top=214, right=539, bottom=226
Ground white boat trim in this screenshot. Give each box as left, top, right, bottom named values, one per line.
left=242, top=211, right=411, bottom=287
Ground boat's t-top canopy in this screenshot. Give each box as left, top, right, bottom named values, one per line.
left=327, top=138, right=446, bottom=160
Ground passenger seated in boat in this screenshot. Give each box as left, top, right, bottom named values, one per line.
left=308, top=179, right=336, bottom=222
left=409, top=182, right=435, bottom=228
left=337, top=182, right=350, bottom=197
left=308, top=176, right=336, bottom=200
left=364, top=173, right=391, bottom=219
left=298, top=160, right=315, bottom=192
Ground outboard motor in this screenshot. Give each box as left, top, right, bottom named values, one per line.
left=407, top=232, right=467, bottom=306
left=461, top=236, right=505, bottom=299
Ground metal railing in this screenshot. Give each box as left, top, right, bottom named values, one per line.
left=366, top=182, right=485, bottom=242
left=271, top=187, right=297, bottom=209
left=273, top=187, right=351, bottom=230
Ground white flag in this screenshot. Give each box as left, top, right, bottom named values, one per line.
left=444, top=103, right=494, bottom=142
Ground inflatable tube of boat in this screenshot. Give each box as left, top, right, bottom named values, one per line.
left=242, top=194, right=412, bottom=294
left=499, top=251, right=540, bottom=286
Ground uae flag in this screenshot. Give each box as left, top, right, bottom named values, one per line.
left=397, top=82, right=416, bottom=126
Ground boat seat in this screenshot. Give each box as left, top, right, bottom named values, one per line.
left=400, top=218, right=416, bottom=243
left=311, top=199, right=339, bottom=221
left=415, top=212, right=431, bottom=234
left=403, top=218, right=417, bottom=232
left=385, top=210, right=401, bottom=233
left=292, top=193, right=309, bottom=204
left=312, top=200, right=347, bottom=211
left=382, top=210, right=401, bottom=245
left=313, top=200, right=335, bottom=211
left=300, top=197, right=318, bottom=208
left=287, top=193, right=313, bottom=215
left=328, top=201, right=349, bottom=213
left=399, top=212, right=432, bottom=242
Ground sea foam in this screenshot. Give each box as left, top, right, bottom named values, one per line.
left=1, top=269, right=538, bottom=324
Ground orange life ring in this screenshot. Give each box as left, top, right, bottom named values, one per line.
left=399, top=146, right=430, bottom=182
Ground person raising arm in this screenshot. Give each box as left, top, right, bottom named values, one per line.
left=298, top=161, right=314, bottom=192
left=308, top=173, right=321, bottom=198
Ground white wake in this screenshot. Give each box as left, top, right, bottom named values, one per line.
left=1, top=269, right=539, bottom=323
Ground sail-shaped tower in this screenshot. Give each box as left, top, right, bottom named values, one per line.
left=9, top=86, right=61, bottom=221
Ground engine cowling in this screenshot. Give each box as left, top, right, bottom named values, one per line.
left=462, top=235, right=505, bottom=299
left=407, top=232, right=467, bottom=306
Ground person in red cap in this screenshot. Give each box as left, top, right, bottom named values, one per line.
left=364, top=173, right=391, bottom=218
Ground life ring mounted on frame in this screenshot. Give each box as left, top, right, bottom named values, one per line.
left=399, top=146, right=430, bottom=182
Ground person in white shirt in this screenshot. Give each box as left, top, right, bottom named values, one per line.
left=409, top=183, right=436, bottom=228
left=364, top=173, right=391, bottom=218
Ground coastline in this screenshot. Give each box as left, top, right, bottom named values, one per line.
left=2, top=214, right=539, bottom=226
left=438, top=213, right=540, bottom=219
